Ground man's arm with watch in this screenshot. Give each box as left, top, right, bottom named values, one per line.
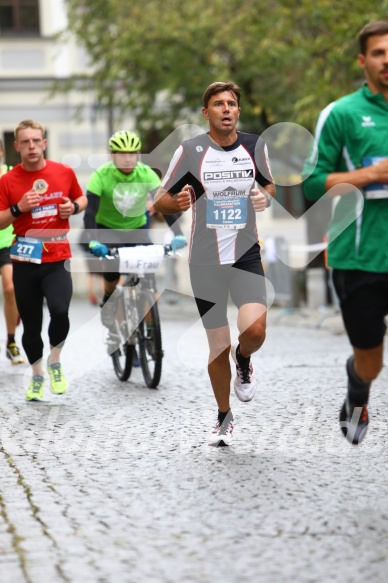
left=0, top=189, right=88, bottom=228
left=58, top=195, right=88, bottom=219
left=0, top=188, right=41, bottom=229
left=250, top=183, right=276, bottom=212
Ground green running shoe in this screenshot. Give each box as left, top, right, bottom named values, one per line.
left=25, top=375, right=45, bottom=401
left=47, top=359, right=67, bottom=395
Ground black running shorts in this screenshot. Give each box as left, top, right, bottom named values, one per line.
left=189, top=258, right=267, bottom=329
left=0, top=247, right=11, bottom=268
left=332, top=269, right=388, bottom=349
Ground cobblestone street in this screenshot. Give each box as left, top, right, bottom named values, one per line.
left=0, top=297, right=387, bottom=583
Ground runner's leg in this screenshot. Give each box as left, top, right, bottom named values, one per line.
left=42, top=261, right=73, bottom=362
left=205, top=325, right=232, bottom=413
left=12, top=262, right=44, bottom=375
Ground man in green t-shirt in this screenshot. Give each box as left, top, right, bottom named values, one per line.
left=84, top=130, right=186, bottom=326
left=303, top=21, right=388, bottom=445
left=0, top=138, right=25, bottom=364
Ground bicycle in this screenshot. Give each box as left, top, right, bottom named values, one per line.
left=104, top=244, right=172, bottom=388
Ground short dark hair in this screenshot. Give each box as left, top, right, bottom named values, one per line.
left=358, top=21, right=388, bottom=55
left=202, top=81, right=241, bottom=108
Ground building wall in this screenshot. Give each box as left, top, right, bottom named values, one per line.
left=0, top=0, right=312, bottom=304
left=0, top=0, right=138, bottom=298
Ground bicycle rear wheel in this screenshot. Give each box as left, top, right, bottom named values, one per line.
left=111, top=294, right=134, bottom=381
left=136, top=289, right=163, bottom=388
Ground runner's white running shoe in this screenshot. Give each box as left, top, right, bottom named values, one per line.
left=231, top=341, right=256, bottom=402
left=208, top=411, right=234, bottom=447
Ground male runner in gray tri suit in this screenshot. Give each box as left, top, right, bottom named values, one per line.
left=154, top=81, right=275, bottom=446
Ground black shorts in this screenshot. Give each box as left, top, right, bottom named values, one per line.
left=332, top=269, right=388, bottom=349
left=0, top=247, right=11, bottom=268
left=189, top=258, right=267, bottom=329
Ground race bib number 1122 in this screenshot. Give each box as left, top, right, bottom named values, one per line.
left=206, top=198, right=247, bottom=229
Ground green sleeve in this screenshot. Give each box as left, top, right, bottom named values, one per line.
left=302, top=103, right=344, bottom=201
left=86, top=170, right=103, bottom=197
left=143, top=165, right=161, bottom=191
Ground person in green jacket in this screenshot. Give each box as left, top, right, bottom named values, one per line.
left=84, top=129, right=186, bottom=327
left=0, top=138, right=25, bottom=364
left=303, top=21, right=388, bottom=445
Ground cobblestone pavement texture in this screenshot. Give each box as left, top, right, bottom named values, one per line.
left=0, top=296, right=387, bottom=583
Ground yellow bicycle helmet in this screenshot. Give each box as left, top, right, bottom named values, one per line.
left=108, top=130, right=141, bottom=152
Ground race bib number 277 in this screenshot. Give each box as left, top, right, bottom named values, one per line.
left=10, top=237, right=43, bottom=263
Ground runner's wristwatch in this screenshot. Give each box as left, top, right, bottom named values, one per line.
left=10, top=203, right=22, bottom=217
left=264, top=192, right=272, bottom=208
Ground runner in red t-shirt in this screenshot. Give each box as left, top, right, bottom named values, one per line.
left=0, top=119, right=87, bottom=401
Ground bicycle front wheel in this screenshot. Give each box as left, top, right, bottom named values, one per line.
left=111, top=294, right=134, bottom=381
left=136, top=289, right=163, bottom=388
left=112, top=344, right=134, bottom=381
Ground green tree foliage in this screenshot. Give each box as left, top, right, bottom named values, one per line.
left=64, top=0, right=388, bottom=141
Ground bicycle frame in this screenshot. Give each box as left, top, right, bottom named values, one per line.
left=120, top=272, right=152, bottom=347
left=106, top=244, right=170, bottom=387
